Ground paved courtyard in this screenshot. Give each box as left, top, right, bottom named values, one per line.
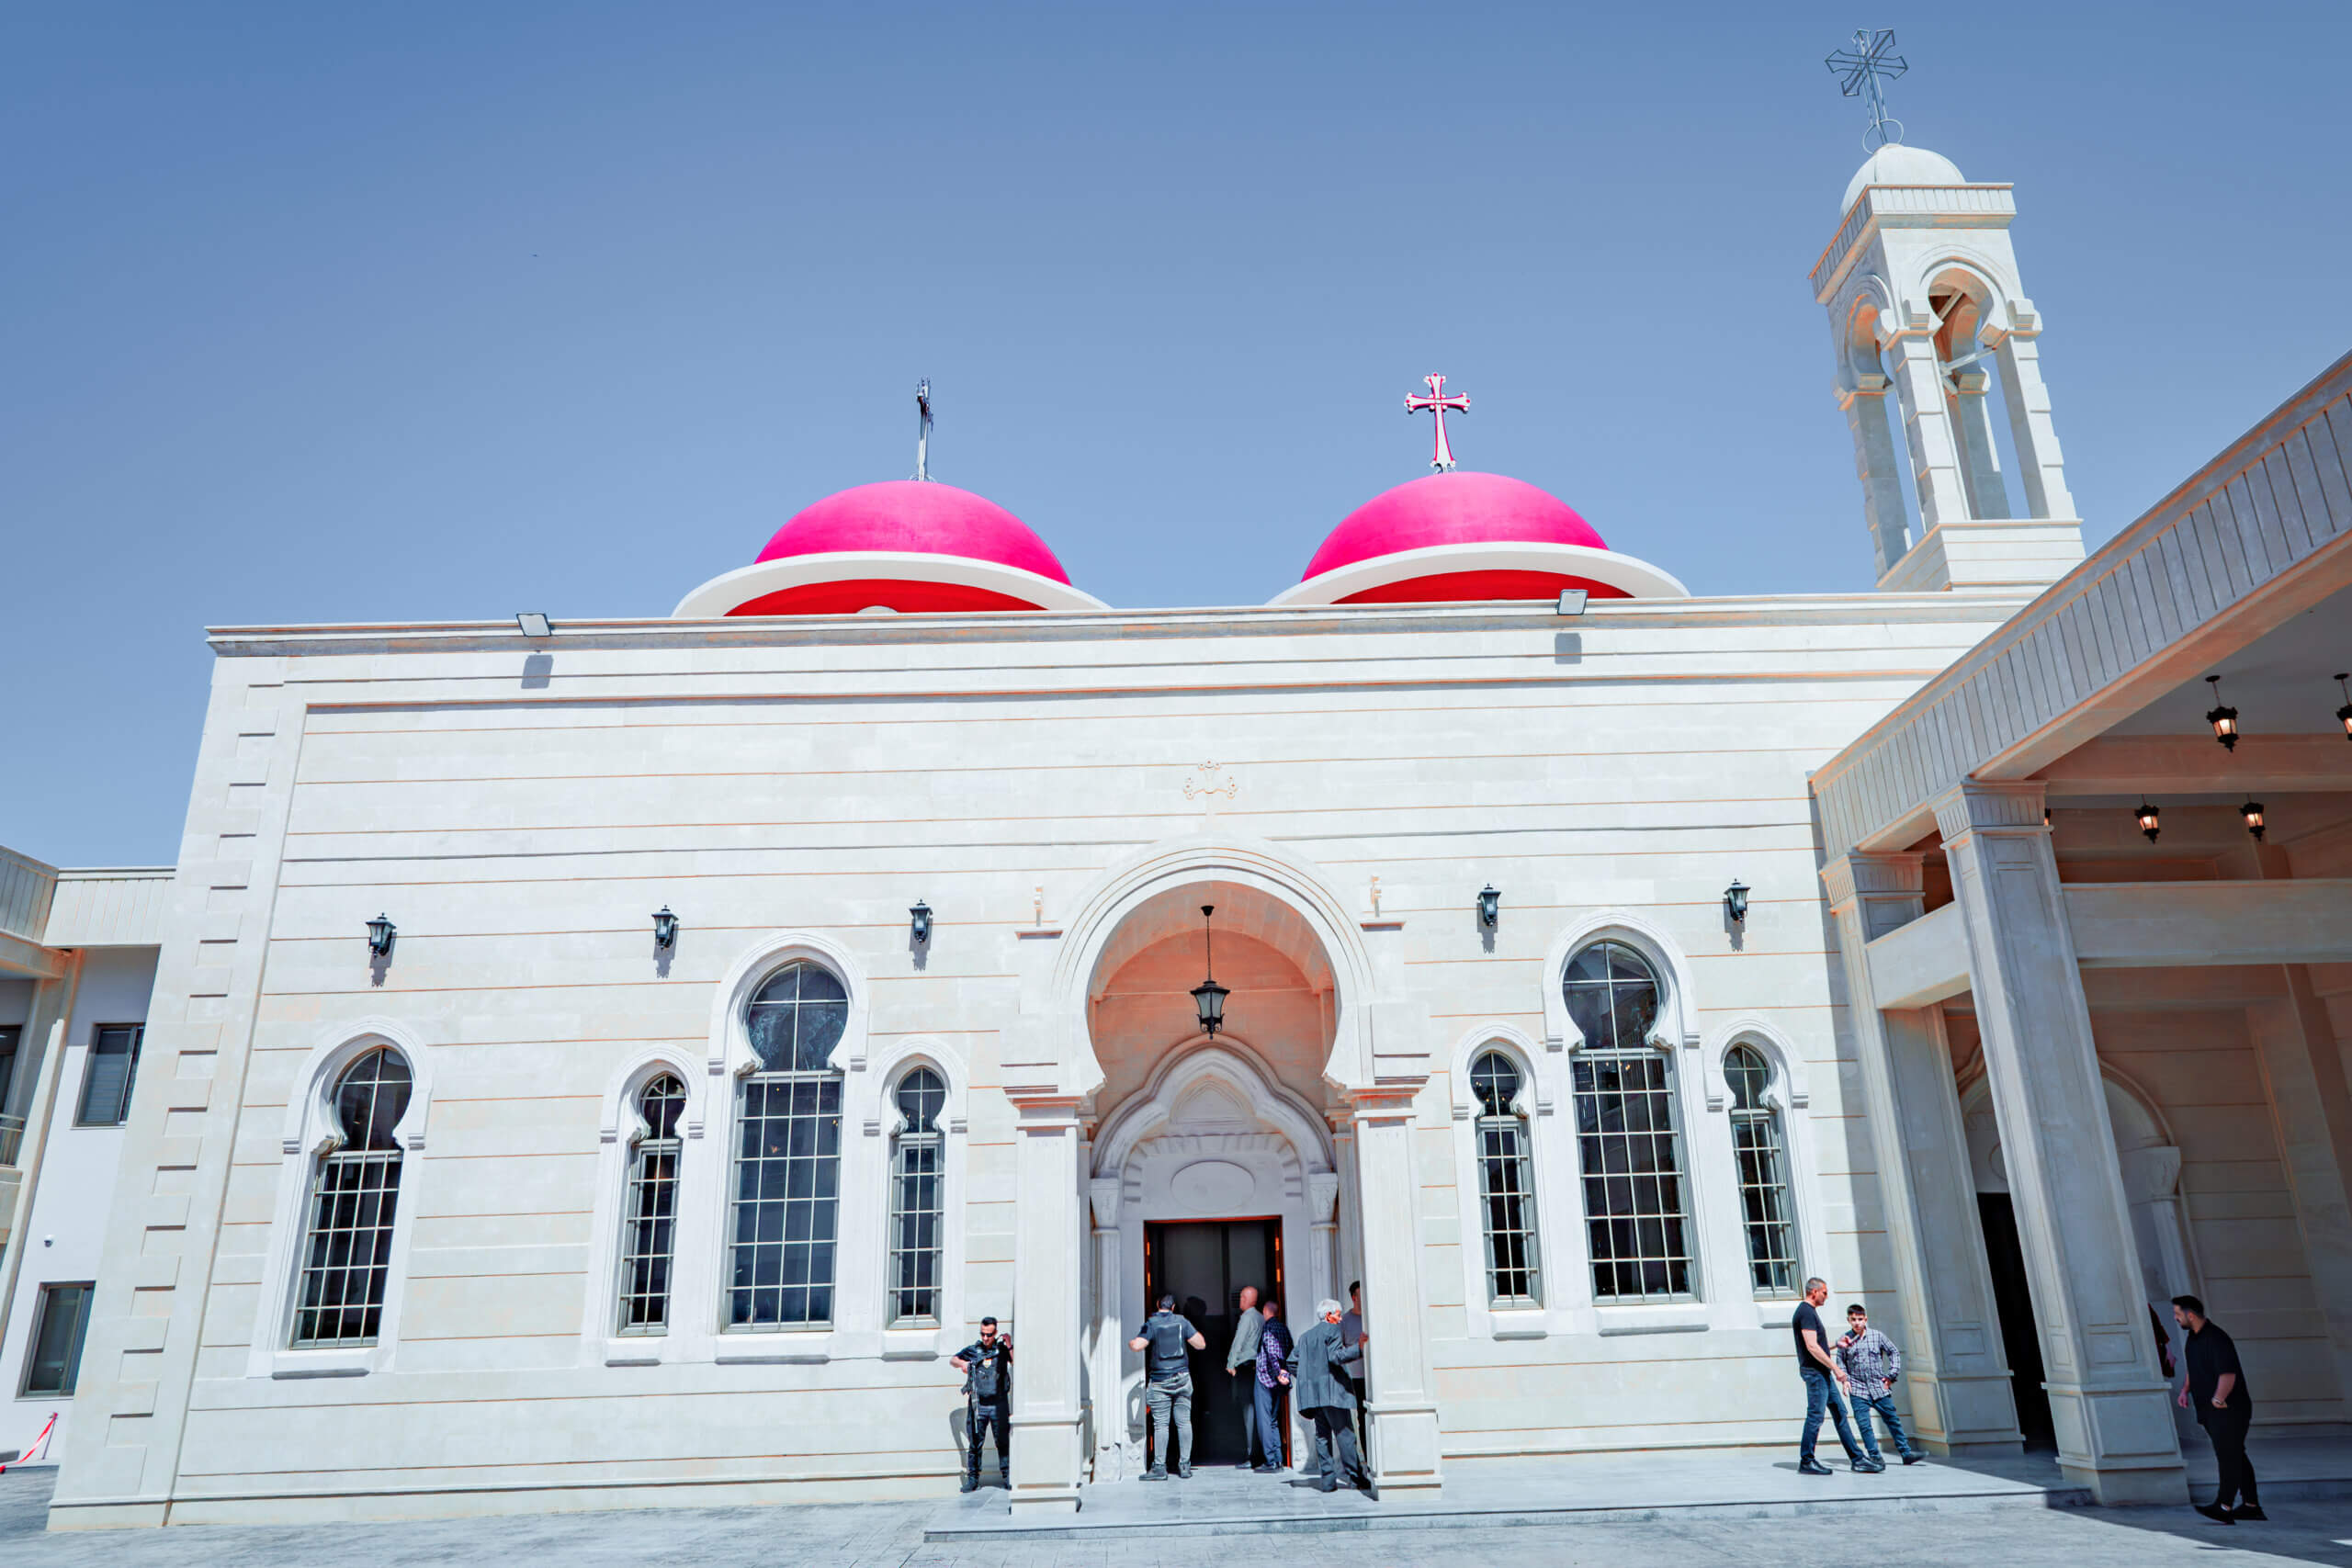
left=5, top=1448, right=2350, bottom=1567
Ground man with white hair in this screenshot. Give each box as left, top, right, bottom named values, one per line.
left=1283, top=1297, right=1369, bottom=1493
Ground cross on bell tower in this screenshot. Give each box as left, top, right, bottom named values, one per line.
left=1405, top=374, right=1471, bottom=472
left=1825, top=28, right=1907, bottom=151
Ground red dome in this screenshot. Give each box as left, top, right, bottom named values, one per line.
left=757, top=480, right=1072, bottom=583
left=1303, top=471, right=1608, bottom=581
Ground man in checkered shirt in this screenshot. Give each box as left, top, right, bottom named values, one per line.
left=1835, top=1303, right=1924, bottom=1467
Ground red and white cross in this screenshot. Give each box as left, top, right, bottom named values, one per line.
left=1404, top=373, right=1470, bottom=471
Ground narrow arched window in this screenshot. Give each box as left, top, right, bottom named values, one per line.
left=1726, top=1045, right=1799, bottom=1296
left=292, top=1048, right=413, bottom=1348
left=1470, top=1050, right=1541, bottom=1308
left=729, top=961, right=847, bottom=1327
left=617, top=1074, right=686, bottom=1334
left=1565, top=942, right=1693, bottom=1301
left=888, top=1067, right=947, bottom=1325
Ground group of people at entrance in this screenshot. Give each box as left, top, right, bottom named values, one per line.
left=1792, top=1280, right=2264, bottom=1526
left=1132, top=1281, right=1371, bottom=1493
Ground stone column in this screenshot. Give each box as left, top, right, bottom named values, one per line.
left=1884, top=323, right=1973, bottom=531
left=1333, top=1122, right=1363, bottom=1299
left=1007, top=1094, right=1085, bottom=1512
left=1838, top=372, right=1914, bottom=578
left=1950, top=368, right=2012, bottom=520
left=1822, top=853, right=2022, bottom=1453
left=1984, top=304, right=2076, bottom=521
left=1343, top=1086, right=1442, bottom=1497
left=1087, top=1176, right=1128, bottom=1482
left=1934, top=781, right=2186, bottom=1504
left=1307, top=1170, right=1340, bottom=1321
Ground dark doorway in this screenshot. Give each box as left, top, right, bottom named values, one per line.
left=1144, top=1218, right=1284, bottom=1467
left=1977, top=1192, right=2055, bottom=1449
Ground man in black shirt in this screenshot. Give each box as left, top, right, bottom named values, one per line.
left=2172, top=1294, right=2263, bottom=1523
left=950, top=1316, right=1012, bottom=1493
left=1792, top=1276, right=1871, bottom=1473
left=1129, top=1293, right=1206, bottom=1479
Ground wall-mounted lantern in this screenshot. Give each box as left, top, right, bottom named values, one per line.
left=2204, top=675, right=2240, bottom=751
left=1724, top=877, right=1750, bottom=924
left=366, top=913, right=396, bottom=956
left=2135, top=802, right=2162, bottom=843
left=2335, top=673, right=2351, bottom=741
left=1476, top=884, right=1500, bottom=929
left=1191, top=904, right=1229, bottom=1039
left=910, top=899, right=933, bottom=945
left=652, top=906, right=679, bottom=950
left=2240, top=801, right=2267, bottom=842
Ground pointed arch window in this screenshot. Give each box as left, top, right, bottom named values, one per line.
left=616, top=1073, right=687, bottom=1334
left=1726, top=1044, right=1800, bottom=1296
left=1470, top=1050, right=1541, bottom=1308
left=729, top=960, right=847, bottom=1328
left=1565, top=942, right=1693, bottom=1302
left=291, top=1048, right=413, bottom=1348
left=888, top=1066, right=947, bottom=1325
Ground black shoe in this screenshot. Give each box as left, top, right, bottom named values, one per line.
left=2195, top=1504, right=2236, bottom=1525
left=1854, top=1458, right=1886, bottom=1473
left=1315, top=1480, right=1339, bottom=1493
left=960, top=1474, right=978, bottom=1494
left=1176, top=1465, right=1193, bottom=1479
left=1798, top=1458, right=1834, bottom=1476
left=2230, top=1505, right=2267, bottom=1522
left=1142, top=1469, right=1169, bottom=1482
left=1253, top=1463, right=1284, bottom=1474
left=1901, top=1451, right=1926, bottom=1465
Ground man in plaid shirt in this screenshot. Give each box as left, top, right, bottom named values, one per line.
left=1836, top=1303, right=1925, bottom=1466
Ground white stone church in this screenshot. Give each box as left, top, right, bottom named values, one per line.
left=21, top=128, right=2352, bottom=1529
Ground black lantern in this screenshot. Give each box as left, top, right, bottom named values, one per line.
left=910, top=899, right=933, bottom=944
left=2241, top=800, right=2267, bottom=842
left=652, top=906, right=678, bottom=950
left=1476, top=884, right=1500, bottom=928
left=2204, top=675, right=2240, bottom=751
left=1191, top=904, right=1229, bottom=1039
left=1724, top=877, right=1750, bottom=923
left=2335, top=673, right=2351, bottom=741
left=365, top=912, right=396, bottom=956
left=2135, top=802, right=2162, bottom=842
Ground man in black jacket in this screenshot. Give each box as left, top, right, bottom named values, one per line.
left=1283, top=1298, right=1369, bottom=1493
left=950, top=1317, right=1012, bottom=1493
left=2173, top=1294, right=2263, bottom=1524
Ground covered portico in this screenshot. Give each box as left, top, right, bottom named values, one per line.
left=1815, top=349, right=2352, bottom=1504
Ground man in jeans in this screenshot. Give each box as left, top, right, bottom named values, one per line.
left=1835, top=1303, right=1923, bottom=1466
left=1793, top=1277, right=1872, bottom=1474
left=1129, top=1292, right=1206, bottom=1480
left=1224, top=1284, right=1265, bottom=1469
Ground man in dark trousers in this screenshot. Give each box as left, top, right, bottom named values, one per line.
left=2173, top=1294, right=2263, bottom=1524
left=1224, top=1284, right=1265, bottom=1469
left=1250, top=1298, right=1294, bottom=1474
left=1129, top=1293, right=1206, bottom=1480
left=1283, top=1297, right=1369, bottom=1492
left=949, top=1316, right=1012, bottom=1493
left=1793, top=1277, right=1871, bottom=1474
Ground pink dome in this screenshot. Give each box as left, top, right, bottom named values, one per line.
left=1303, top=471, right=1608, bottom=581
left=757, top=480, right=1072, bottom=584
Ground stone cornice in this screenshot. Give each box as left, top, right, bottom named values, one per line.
left=1812, top=184, right=2018, bottom=301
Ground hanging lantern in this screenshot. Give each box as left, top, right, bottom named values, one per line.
left=909, top=899, right=933, bottom=944
left=651, top=906, right=679, bottom=950
left=2204, top=675, right=2240, bottom=751
left=1724, top=877, right=1750, bottom=923
left=2134, top=802, right=2162, bottom=842
left=2335, top=673, right=2352, bottom=741
left=2240, top=801, right=2267, bottom=842
left=1476, top=884, right=1500, bottom=929
left=365, top=913, right=396, bottom=956
left=1191, top=904, right=1229, bottom=1038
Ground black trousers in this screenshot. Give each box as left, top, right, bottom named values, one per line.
left=1307, top=1405, right=1366, bottom=1489
left=2200, top=1406, right=2258, bottom=1509
left=967, top=1399, right=1010, bottom=1478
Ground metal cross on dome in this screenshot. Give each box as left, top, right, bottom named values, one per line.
left=1405, top=373, right=1470, bottom=472
left=913, top=378, right=933, bottom=481
left=1825, top=28, right=1907, bottom=152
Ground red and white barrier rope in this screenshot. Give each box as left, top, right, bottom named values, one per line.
left=0, top=1412, right=59, bottom=1472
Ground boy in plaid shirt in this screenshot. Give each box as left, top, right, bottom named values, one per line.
left=1836, top=1303, right=1925, bottom=1466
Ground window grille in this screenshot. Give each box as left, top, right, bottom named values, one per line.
left=21, top=1282, right=94, bottom=1396
left=75, top=1023, right=144, bottom=1127
left=1726, top=1044, right=1800, bottom=1295
left=616, top=1074, right=687, bottom=1334
left=729, top=961, right=847, bottom=1328
left=1565, top=942, right=1694, bottom=1301
left=888, top=1067, right=947, bottom=1325
left=1469, top=1050, right=1541, bottom=1308
left=291, top=1048, right=413, bottom=1348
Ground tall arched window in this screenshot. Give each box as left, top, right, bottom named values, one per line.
left=729, top=961, right=847, bottom=1328
left=292, top=1048, right=413, bottom=1348
left=616, top=1073, right=687, bottom=1334
left=1470, top=1050, right=1541, bottom=1308
left=1726, top=1045, right=1799, bottom=1296
left=888, top=1067, right=946, bottom=1325
left=1564, top=942, right=1694, bottom=1301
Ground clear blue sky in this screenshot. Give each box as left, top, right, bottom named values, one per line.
left=6, top=2, right=2349, bottom=865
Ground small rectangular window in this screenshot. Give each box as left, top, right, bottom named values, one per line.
left=0, top=1024, right=21, bottom=1104
left=22, top=1282, right=96, bottom=1395
left=75, top=1024, right=144, bottom=1127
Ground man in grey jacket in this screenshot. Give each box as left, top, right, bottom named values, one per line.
left=1224, top=1284, right=1265, bottom=1470
left=1283, top=1297, right=1369, bottom=1493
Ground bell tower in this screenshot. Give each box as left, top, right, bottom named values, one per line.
left=1810, top=40, right=2086, bottom=592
